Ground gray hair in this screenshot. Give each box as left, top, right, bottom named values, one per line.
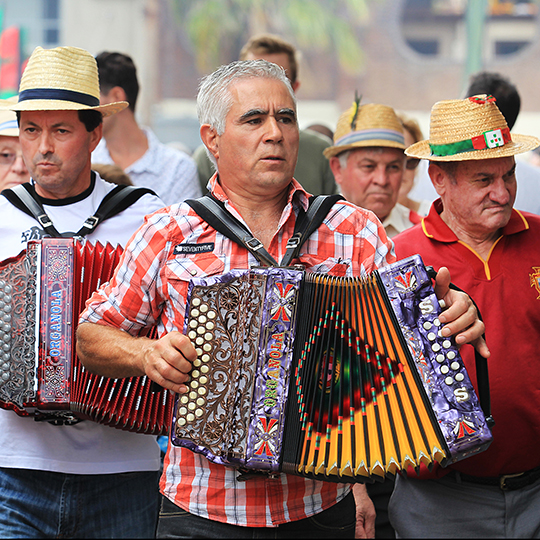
left=197, top=60, right=297, bottom=169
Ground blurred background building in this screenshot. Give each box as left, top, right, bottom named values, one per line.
left=0, top=0, right=539, bottom=153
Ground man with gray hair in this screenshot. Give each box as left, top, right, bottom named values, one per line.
left=77, top=60, right=487, bottom=538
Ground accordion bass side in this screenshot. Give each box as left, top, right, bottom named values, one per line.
left=171, top=257, right=493, bottom=483
left=0, top=237, right=174, bottom=435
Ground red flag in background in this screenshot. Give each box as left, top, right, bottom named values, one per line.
left=0, top=26, right=20, bottom=98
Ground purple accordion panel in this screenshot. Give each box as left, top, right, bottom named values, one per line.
left=171, top=256, right=492, bottom=475
left=171, top=267, right=303, bottom=471
left=377, top=255, right=492, bottom=464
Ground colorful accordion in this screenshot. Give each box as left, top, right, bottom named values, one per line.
left=171, top=256, right=493, bottom=482
left=0, top=237, right=173, bottom=435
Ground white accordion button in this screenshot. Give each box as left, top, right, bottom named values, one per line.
left=447, top=351, right=456, bottom=360
left=191, top=298, right=201, bottom=307
left=200, top=304, right=209, bottom=313
left=433, top=318, right=441, bottom=326
left=455, top=373, right=465, bottom=382
left=440, top=365, right=449, bottom=374
left=436, top=354, right=445, bottom=363
left=423, top=321, right=432, bottom=330
left=190, top=309, right=200, bottom=318
left=444, top=376, right=454, bottom=385
left=207, top=310, right=217, bottom=319
left=427, top=332, right=436, bottom=341
left=450, top=361, right=460, bottom=371
left=432, top=343, right=441, bottom=352
left=442, top=340, right=452, bottom=349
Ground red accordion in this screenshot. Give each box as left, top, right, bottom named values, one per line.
left=0, top=237, right=174, bottom=435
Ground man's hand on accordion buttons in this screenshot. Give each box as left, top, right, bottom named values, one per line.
left=433, top=266, right=490, bottom=360
left=141, top=331, right=197, bottom=393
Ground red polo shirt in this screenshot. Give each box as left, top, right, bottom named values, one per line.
left=394, top=199, right=540, bottom=477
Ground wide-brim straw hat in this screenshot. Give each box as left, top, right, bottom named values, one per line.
left=0, top=98, right=20, bottom=136
left=324, top=102, right=405, bottom=159
left=1, top=46, right=127, bottom=117
left=406, top=95, right=540, bottom=161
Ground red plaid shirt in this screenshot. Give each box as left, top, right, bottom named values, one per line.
left=81, top=176, right=395, bottom=527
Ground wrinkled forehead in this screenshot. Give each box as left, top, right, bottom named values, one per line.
left=227, top=77, right=295, bottom=110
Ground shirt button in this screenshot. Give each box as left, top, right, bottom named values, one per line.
left=190, top=269, right=197, bottom=276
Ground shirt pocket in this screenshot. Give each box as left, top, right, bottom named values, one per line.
left=297, top=254, right=352, bottom=277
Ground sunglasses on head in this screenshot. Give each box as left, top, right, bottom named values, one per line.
left=406, top=157, right=420, bottom=170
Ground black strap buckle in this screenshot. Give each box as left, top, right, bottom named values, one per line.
left=38, top=214, right=54, bottom=228
left=244, top=237, right=265, bottom=251
left=82, top=215, right=100, bottom=230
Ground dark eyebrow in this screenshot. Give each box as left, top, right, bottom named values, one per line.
left=239, top=108, right=267, bottom=121
left=277, top=108, right=296, bottom=119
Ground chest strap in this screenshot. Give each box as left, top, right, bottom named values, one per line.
left=185, top=193, right=343, bottom=267
left=2, top=182, right=156, bottom=238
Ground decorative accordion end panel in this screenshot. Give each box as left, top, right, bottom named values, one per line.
left=172, top=257, right=493, bottom=483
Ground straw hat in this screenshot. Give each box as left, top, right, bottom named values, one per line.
left=324, top=101, right=405, bottom=159
left=2, top=46, right=127, bottom=117
left=406, top=95, right=540, bottom=161
left=0, top=98, right=19, bottom=137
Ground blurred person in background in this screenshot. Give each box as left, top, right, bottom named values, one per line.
left=0, top=107, right=30, bottom=191
left=396, top=112, right=431, bottom=216
left=192, top=33, right=338, bottom=197
left=325, top=99, right=421, bottom=239
left=93, top=51, right=201, bottom=206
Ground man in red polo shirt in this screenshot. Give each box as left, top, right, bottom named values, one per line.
left=391, top=95, right=540, bottom=538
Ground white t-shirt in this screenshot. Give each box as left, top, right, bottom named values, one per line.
left=0, top=173, right=166, bottom=474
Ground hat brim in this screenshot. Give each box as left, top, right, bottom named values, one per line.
left=406, top=133, right=540, bottom=161
left=0, top=127, right=19, bottom=137
left=2, top=99, right=128, bottom=117
left=324, top=139, right=405, bottom=159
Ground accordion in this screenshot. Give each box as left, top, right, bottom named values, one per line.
left=171, top=257, right=493, bottom=482
left=0, top=237, right=174, bottom=435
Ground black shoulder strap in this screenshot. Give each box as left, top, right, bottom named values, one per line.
left=425, top=266, right=494, bottom=428
left=185, top=193, right=343, bottom=267
left=75, top=184, right=156, bottom=237
left=2, top=183, right=63, bottom=236
left=186, top=194, right=278, bottom=266
left=1, top=183, right=156, bottom=238
left=281, top=194, right=344, bottom=267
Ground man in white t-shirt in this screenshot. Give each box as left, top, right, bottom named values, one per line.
left=92, top=51, right=201, bottom=206
left=0, top=46, right=165, bottom=538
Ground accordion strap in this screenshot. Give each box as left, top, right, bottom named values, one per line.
left=185, top=192, right=343, bottom=267
left=426, top=266, right=495, bottom=428
left=2, top=180, right=156, bottom=238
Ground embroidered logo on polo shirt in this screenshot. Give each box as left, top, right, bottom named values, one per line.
left=530, top=267, right=540, bottom=299
left=174, top=242, right=214, bottom=255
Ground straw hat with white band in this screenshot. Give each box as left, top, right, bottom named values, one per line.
left=406, top=95, right=540, bottom=162
left=324, top=100, right=405, bottom=159
left=1, top=46, right=127, bottom=117
left=0, top=98, right=20, bottom=137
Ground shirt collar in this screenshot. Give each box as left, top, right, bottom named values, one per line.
left=421, top=198, right=530, bottom=242
left=208, top=174, right=310, bottom=212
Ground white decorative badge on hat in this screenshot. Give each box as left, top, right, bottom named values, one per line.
left=485, top=129, right=504, bottom=149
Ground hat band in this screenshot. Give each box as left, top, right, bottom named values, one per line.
left=335, top=128, right=405, bottom=147
left=430, top=127, right=511, bottom=157
left=0, top=119, right=18, bottom=131
left=18, top=88, right=100, bottom=107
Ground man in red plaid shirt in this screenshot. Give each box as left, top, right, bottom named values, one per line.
left=77, top=60, right=488, bottom=539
